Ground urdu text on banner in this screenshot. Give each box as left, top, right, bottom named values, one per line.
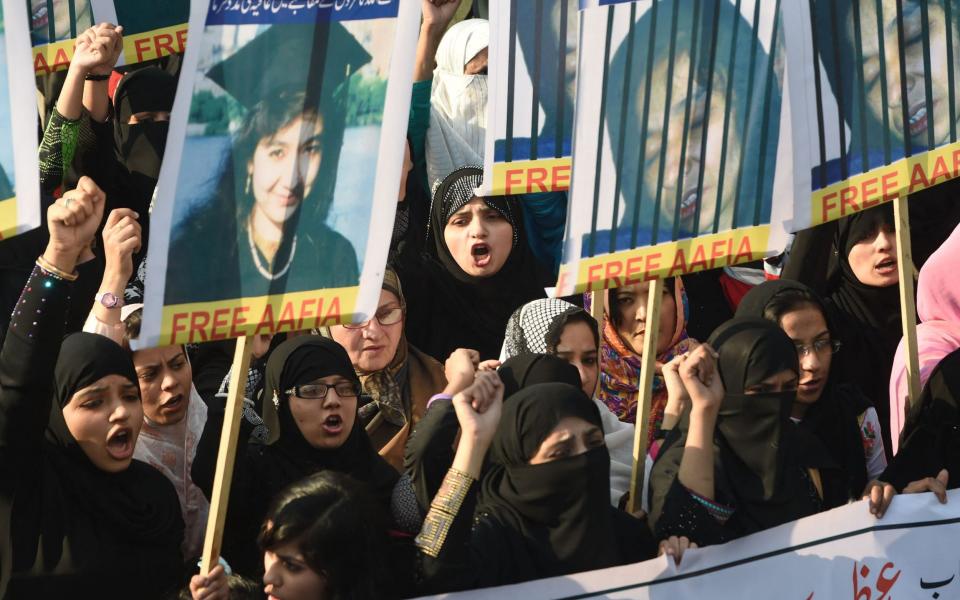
left=426, top=491, right=960, bottom=599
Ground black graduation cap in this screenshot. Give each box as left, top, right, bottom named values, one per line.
left=205, top=21, right=371, bottom=112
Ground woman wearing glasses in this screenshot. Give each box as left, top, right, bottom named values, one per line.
left=326, top=268, right=447, bottom=470
left=737, top=279, right=888, bottom=501
left=190, top=336, right=406, bottom=582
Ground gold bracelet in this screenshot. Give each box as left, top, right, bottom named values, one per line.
left=415, top=468, right=476, bottom=558
left=36, top=256, right=79, bottom=281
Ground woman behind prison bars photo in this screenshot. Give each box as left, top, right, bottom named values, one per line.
left=812, top=0, right=960, bottom=186
left=165, top=22, right=366, bottom=305
left=594, top=0, right=783, bottom=253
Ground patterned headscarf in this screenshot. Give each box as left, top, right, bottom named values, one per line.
left=500, top=298, right=597, bottom=362
left=590, top=278, right=699, bottom=442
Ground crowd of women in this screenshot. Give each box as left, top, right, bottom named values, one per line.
left=1, top=0, right=960, bottom=598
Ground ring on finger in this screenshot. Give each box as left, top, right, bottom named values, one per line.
left=62, top=197, right=72, bottom=208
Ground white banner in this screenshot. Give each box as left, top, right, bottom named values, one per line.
left=428, top=491, right=960, bottom=599
left=0, top=0, right=41, bottom=241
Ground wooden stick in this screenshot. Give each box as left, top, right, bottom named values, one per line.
left=590, top=289, right=605, bottom=324
left=200, top=335, right=254, bottom=574
left=893, top=197, right=921, bottom=409
left=627, top=278, right=664, bottom=514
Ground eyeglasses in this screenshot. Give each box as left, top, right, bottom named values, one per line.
left=285, top=381, right=360, bottom=399
left=341, top=305, right=404, bottom=330
left=795, top=339, right=842, bottom=358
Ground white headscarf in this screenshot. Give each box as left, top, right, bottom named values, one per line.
left=425, top=18, right=489, bottom=191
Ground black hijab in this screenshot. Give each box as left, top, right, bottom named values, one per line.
left=881, top=347, right=960, bottom=491
left=737, top=280, right=872, bottom=499
left=29, top=333, right=183, bottom=586
left=497, top=354, right=581, bottom=399
left=262, top=337, right=398, bottom=499
left=708, top=318, right=800, bottom=501
left=477, top=383, right=621, bottom=577
left=828, top=204, right=903, bottom=454
left=415, top=166, right=546, bottom=359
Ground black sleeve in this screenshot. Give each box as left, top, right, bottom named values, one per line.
left=403, top=400, right=459, bottom=513
left=0, top=265, right=73, bottom=497
left=654, top=477, right=731, bottom=548
left=416, top=509, right=519, bottom=595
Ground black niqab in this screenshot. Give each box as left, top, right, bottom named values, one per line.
left=497, top=354, right=581, bottom=399
left=708, top=318, right=799, bottom=500
left=477, top=383, right=621, bottom=577
left=737, top=279, right=873, bottom=499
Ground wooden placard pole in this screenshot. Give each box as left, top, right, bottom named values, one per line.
left=626, top=278, right=664, bottom=514
left=893, top=196, right=921, bottom=409
left=590, top=289, right=605, bottom=324
left=200, top=335, right=254, bottom=574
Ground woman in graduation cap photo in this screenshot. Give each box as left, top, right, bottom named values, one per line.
left=166, top=22, right=369, bottom=305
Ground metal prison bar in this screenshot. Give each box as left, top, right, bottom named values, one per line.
left=610, top=1, right=637, bottom=255
left=669, top=0, right=703, bottom=243
left=811, top=0, right=952, bottom=187
left=729, top=0, right=762, bottom=230
left=711, top=0, right=743, bottom=237
left=587, top=7, right=616, bottom=259
left=504, top=0, right=573, bottom=164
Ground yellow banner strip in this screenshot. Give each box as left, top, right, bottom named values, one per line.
left=161, top=285, right=359, bottom=346
left=33, top=23, right=188, bottom=75
left=811, top=142, right=960, bottom=226
left=491, top=157, right=571, bottom=196
left=0, top=197, right=18, bottom=241
left=557, top=225, right=771, bottom=295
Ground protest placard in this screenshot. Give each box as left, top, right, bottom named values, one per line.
left=555, top=0, right=793, bottom=297
left=784, top=0, right=960, bottom=229
left=482, top=0, right=577, bottom=196
left=138, top=0, right=419, bottom=348
left=0, top=0, right=41, bottom=240
left=29, top=0, right=189, bottom=75
left=427, top=491, right=960, bottom=599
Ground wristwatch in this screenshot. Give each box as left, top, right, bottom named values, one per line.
left=95, top=291, right=124, bottom=309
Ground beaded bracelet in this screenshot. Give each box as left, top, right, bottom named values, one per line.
left=36, top=256, right=78, bottom=281
left=685, top=486, right=735, bottom=524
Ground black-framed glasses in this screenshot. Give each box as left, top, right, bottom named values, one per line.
left=285, top=381, right=360, bottom=399
left=795, top=339, right=842, bottom=359
left=341, top=304, right=404, bottom=330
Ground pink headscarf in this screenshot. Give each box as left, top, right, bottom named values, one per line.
left=889, top=223, right=960, bottom=453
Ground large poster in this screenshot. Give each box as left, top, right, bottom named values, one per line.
left=430, top=492, right=960, bottom=599
left=785, top=0, right=960, bottom=229
left=139, top=0, right=418, bottom=348
left=30, top=0, right=189, bottom=75
left=0, top=0, right=41, bottom=240
left=555, top=0, right=793, bottom=297
left=481, top=0, right=577, bottom=196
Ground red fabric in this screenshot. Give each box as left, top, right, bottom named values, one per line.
left=108, top=70, right=122, bottom=101
left=718, top=272, right=755, bottom=312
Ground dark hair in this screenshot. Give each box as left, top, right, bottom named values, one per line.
left=175, top=574, right=261, bottom=600
left=123, top=308, right=143, bottom=351
left=546, top=310, right=600, bottom=354
left=258, top=471, right=389, bottom=600
left=761, top=288, right=828, bottom=328
left=608, top=277, right=676, bottom=329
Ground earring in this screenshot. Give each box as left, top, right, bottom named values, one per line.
left=245, top=173, right=252, bottom=196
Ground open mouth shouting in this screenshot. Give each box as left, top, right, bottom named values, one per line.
left=906, top=102, right=929, bottom=137
left=874, top=256, right=897, bottom=276
left=471, top=242, right=492, bottom=268
left=322, top=414, right=344, bottom=436
left=680, top=188, right=699, bottom=221
left=106, top=427, right=135, bottom=461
